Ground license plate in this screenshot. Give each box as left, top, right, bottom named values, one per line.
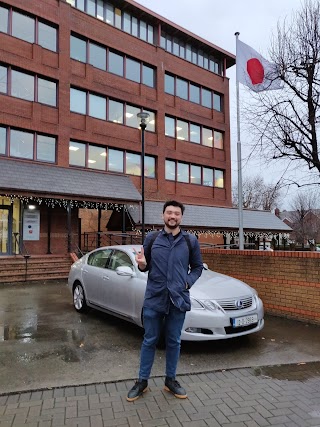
left=232, top=314, right=258, bottom=327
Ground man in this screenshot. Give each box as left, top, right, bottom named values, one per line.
left=127, top=200, right=203, bottom=401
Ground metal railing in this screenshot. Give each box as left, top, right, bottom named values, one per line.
left=12, top=232, right=30, bottom=281
left=81, top=232, right=141, bottom=253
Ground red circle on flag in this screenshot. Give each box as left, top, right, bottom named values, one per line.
left=247, top=58, right=264, bottom=85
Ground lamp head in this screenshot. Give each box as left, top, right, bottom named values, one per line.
left=137, top=111, right=150, bottom=127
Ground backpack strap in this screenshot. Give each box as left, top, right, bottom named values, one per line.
left=144, top=230, right=161, bottom=266
left=183, top=233, right=193, bottom=267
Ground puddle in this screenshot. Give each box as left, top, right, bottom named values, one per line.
left=253, top=362, right=320, bottom=381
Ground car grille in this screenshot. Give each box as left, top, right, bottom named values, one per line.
left=216, top=295, right=253, bottom=311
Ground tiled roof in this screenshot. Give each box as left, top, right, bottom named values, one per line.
left=0, top=158, right=141, bottom=202
left=128, top=201, right=292, bottom=232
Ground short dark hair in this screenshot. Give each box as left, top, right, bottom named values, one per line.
left=163, top=200, right=185, bottom=214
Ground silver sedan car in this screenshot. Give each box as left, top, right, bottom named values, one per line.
left=67, top=245, right=264, bottom=341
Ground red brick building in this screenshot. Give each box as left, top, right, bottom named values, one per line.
left=0, top=0, right=289, bottom=256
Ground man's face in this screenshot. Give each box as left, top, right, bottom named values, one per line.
left=163, top=205, right=183, bottom=230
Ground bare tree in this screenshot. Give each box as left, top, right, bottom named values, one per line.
left=232, top=175, right=282, bottom=210
left=244, top=0, right=320, bottom=186
left=289, top=189, right=320, bottom=246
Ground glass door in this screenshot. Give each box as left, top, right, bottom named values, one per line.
left=0, top=206, right=12, bottom=255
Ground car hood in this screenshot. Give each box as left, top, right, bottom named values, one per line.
left=191, top=269, right=254, bottom=300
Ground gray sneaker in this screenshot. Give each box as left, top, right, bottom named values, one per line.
left=164, top=377, right=187, bottom=399
left=126, top=380, right=148, bottom=402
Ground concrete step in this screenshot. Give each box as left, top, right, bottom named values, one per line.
left=0, top=255, right=73, bottom=283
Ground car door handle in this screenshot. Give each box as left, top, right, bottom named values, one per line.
left=83, top=269, right=89, bottom=273
left=103, top=275, right=109, bottom=280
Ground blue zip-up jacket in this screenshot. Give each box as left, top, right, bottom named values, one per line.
left=142, top=229, right=203, bottom=313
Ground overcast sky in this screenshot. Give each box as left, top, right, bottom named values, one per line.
left=135, top=0, right=304, bottom=209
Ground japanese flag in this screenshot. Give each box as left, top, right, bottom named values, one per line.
left=236, top=39, right=283, bottom=92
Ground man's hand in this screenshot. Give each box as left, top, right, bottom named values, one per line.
left=134, top=247, right=147, bottom=268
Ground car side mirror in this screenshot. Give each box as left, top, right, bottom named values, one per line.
left=116, top=266, right=135, bottom=277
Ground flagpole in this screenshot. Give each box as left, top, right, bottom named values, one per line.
left=235, top=32, right=244, bottom=250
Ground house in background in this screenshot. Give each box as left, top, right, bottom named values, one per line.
left=276, top=209, right=320, bottom=248
left=0, top=0, right=289, bottom=256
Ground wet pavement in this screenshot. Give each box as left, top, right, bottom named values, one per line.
left=0, top=281, right=320, bottom=426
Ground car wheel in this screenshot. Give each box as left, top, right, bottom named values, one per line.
left=73, top=283, right=88, bottom=313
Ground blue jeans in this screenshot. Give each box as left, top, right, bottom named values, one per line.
left=138, top=302, right=186, bottom=380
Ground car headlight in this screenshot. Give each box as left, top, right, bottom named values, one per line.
left=202, top=300, right=223, bottom=311
left=190, top=297, right=205, bottom=309
left=190, top=297, right=223, bottom=312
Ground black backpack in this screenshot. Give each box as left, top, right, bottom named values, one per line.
left=144, top=230, right=193, bottom=267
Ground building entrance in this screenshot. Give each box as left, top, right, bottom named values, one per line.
left=0, top=206, right=12, bottom=255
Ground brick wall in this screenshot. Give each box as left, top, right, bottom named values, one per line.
left=201, top=249, right=320, bottom=325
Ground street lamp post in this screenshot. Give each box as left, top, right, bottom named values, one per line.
left=137, top=111, right=150, bottom=243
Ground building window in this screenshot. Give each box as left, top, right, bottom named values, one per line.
left=166, top=159, right=224, bottom=188
left=125, top=104, right=140, bottom=128
left=165, top=116, right=175, bottom=137
left=190, top=83, right=200, bottom=104
left=89, top=93, right=106, bottom=120
left=201, top=88, right=212, bottom=109
left=0, top=126, right=55, bottom=162
left=70, top=88, right=86, bottom=114
left=0, top=65, right=7, bottom=94
left=71, top=34, right=155, bottom=88
left=203, top=167, right=213, bottom=187
left=126, top=57, right=140, bottom=83
left=108, top=51, right=124, bottom=76
left=164, top=74, right=175, bottom=95
left=36, top=134, right=56, bottom=162
left=0, top=127, right=7, bottom=155
left=69, top=141, right=85, bottom=167
left=88, top=145, right=106, bottom=170
left=176, top=78, right=188, bottom=100
left=38, top=21, right=57, bottom=52
left=214, top=131, right=224, bottom=149
left=165, top=160, right=176, bottom=181
left=190, top=123, right=200, bottom=144
left=177, top=162, right=189, bottom=183
left=202, top=127, right=213, bottom=147
left=2, top=67, right=57, bottom=106
left=108, top=148, right=123, bottom=173
left=165, top=115, right=221, bottom=147
left=11, top=70, right=34, bottom=101
left=38, top=78, right=57, bottom=107
left=106, top=3, right=114, bottom=24
left=12, top=11, right=35, bottom=43
left=142, top=64, right=155, bottom=87
left=2, top=7, right=57, bottom=52
left=89, top=42, right=106, bottom=70
left=126, top=152, right=140, bottom=176
left=165, top=73, right=223, bottom=111
left=144, top=110, right=155, bottom=132
left=123, top=12, right=131, bottom=33
left=71, top=35, right=87, bottom=62
left=190, top=165, right=201, bottom=185
left=214, top=93, right=222, bottom=112
left=70, top=88, right=156, bottom=131
left=144, top=156, right=155, bottom=178
left=215, top=169, right=224, bottom=188
left=108, top=99, right=124, bottom=124
left=0, top=6, right=9, bottom=33
left=176, top=120, right=188, bottom=141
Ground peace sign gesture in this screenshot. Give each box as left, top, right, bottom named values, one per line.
left=134, top=247, right=147, bottom=269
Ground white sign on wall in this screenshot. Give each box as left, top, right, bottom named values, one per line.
left=23, top=210, right=40, bottom=241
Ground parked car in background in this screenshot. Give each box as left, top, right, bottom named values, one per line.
left=67, top=245, right=264, bottom=341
